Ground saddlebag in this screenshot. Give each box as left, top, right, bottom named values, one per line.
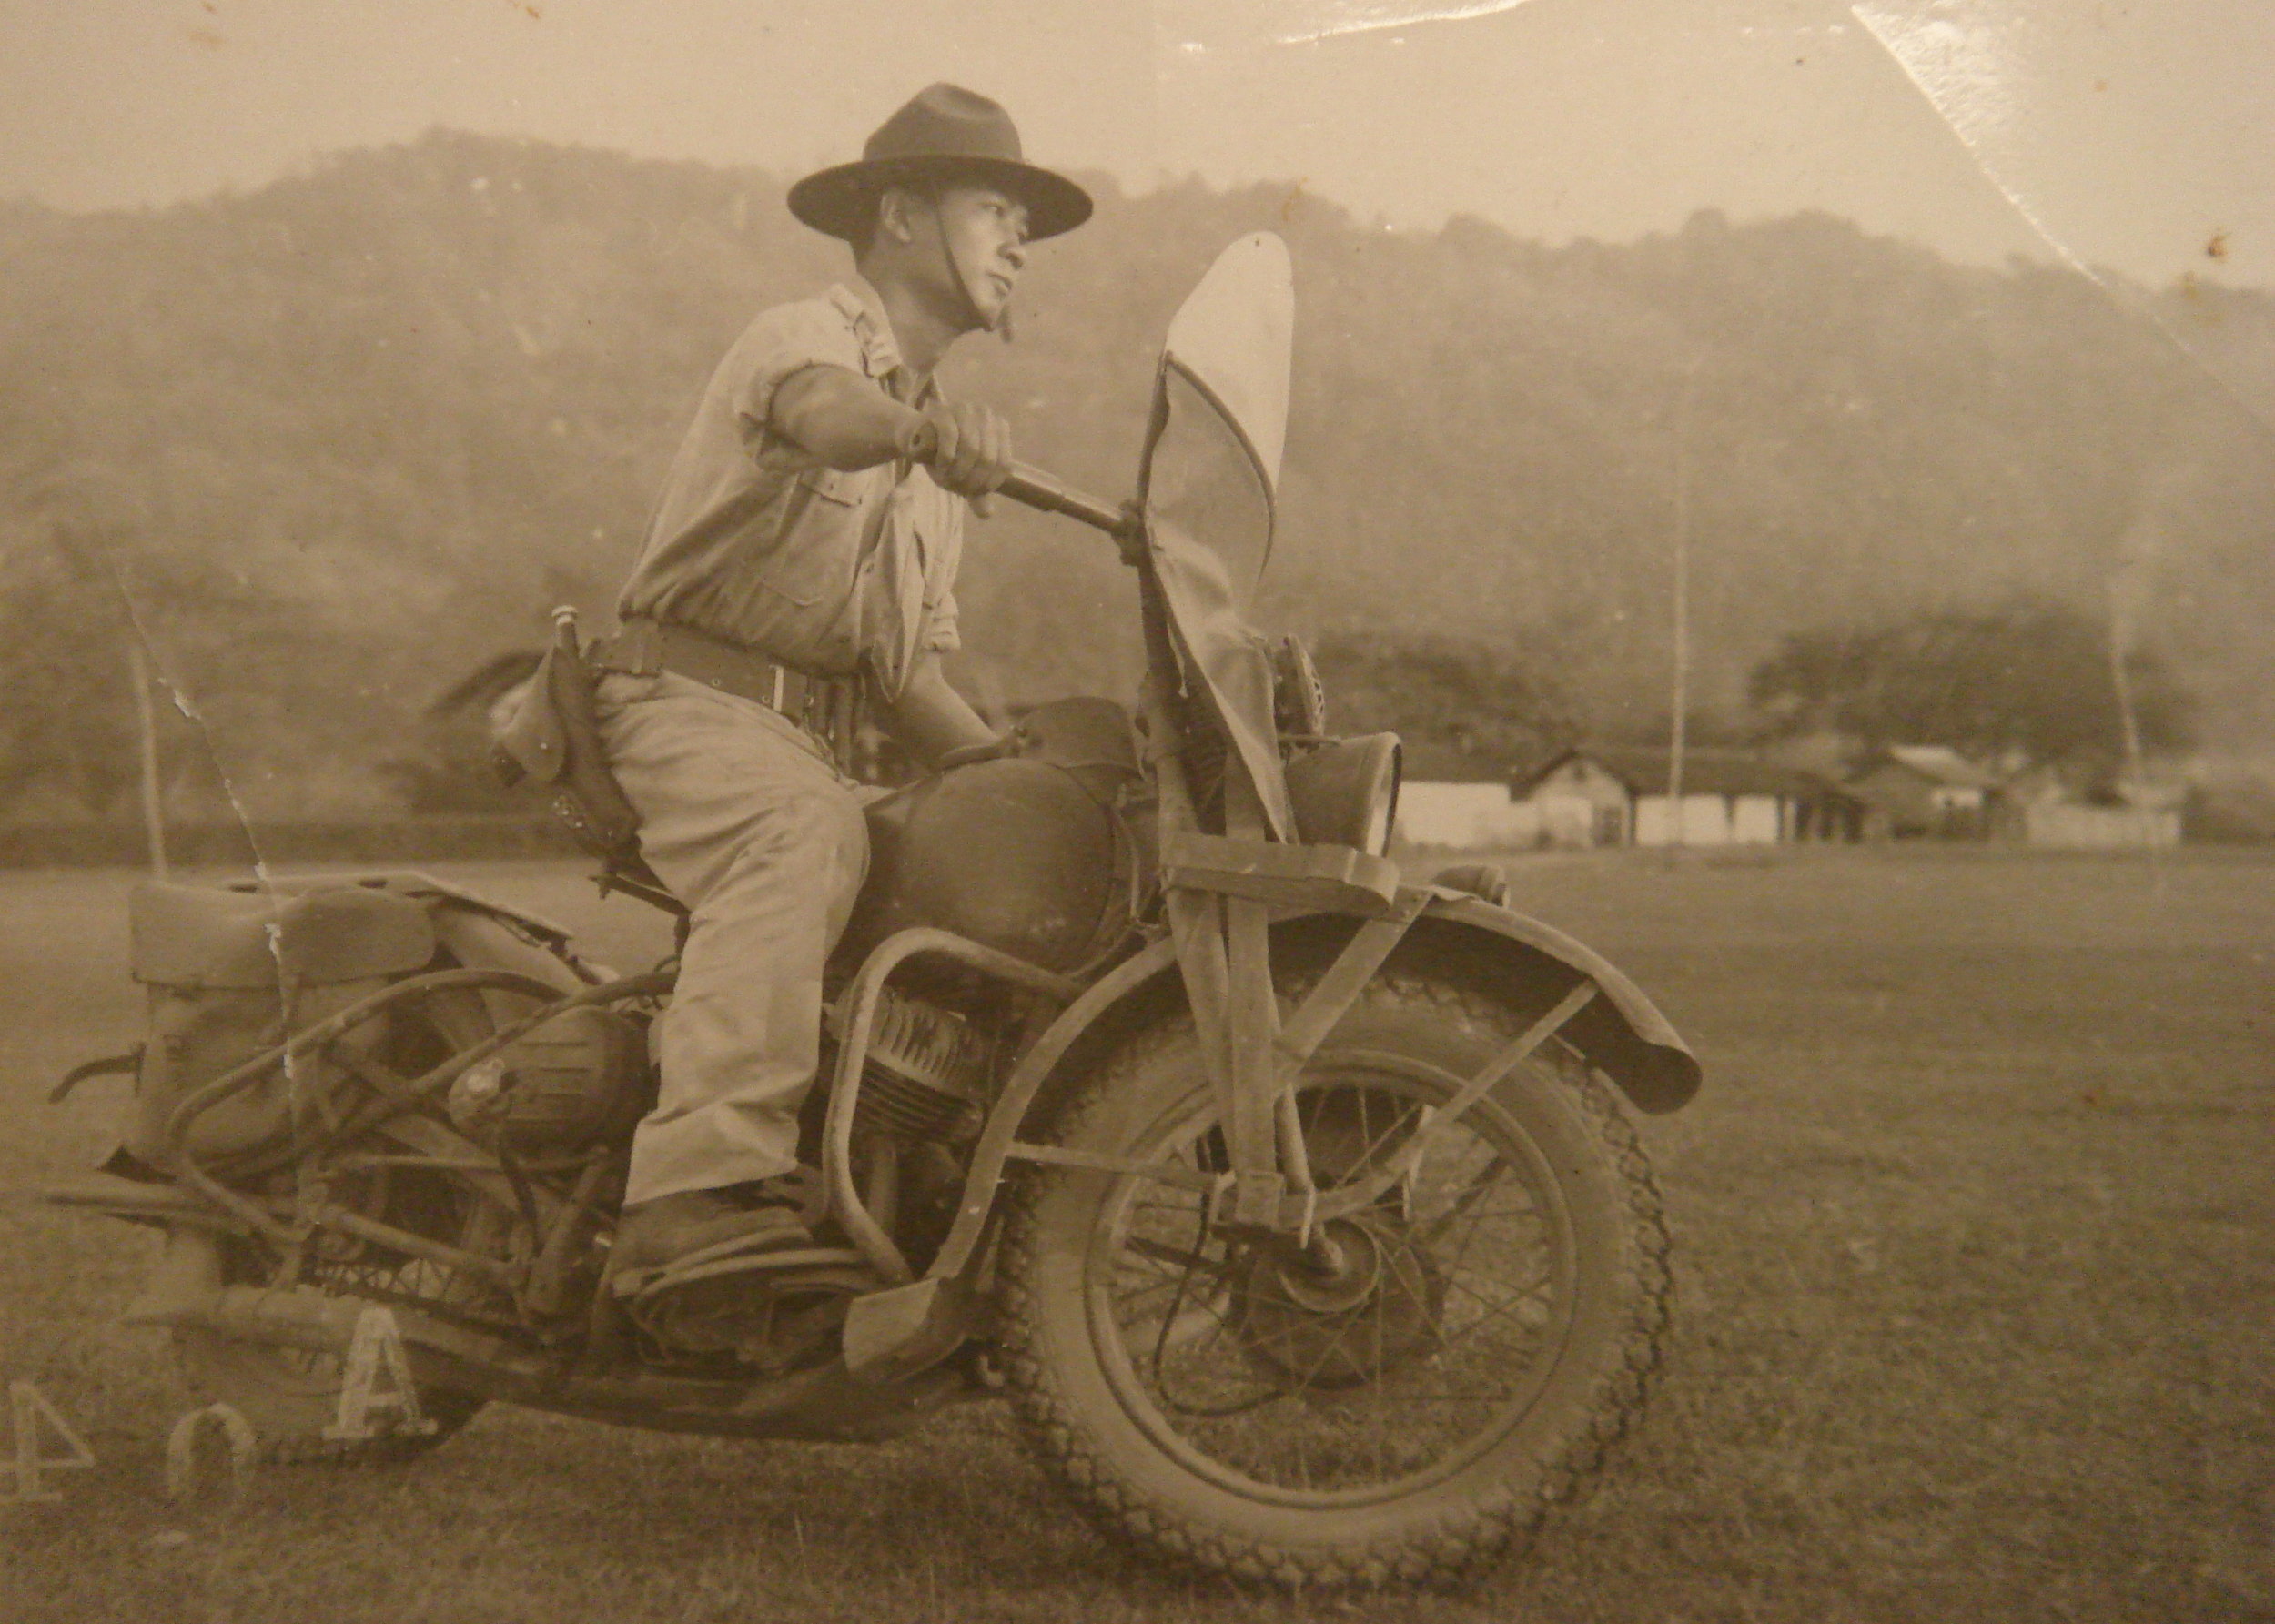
left=122, top=882, right=439, bottom=1168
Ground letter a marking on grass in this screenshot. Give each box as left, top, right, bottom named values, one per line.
left=2, top=1379, right=97, bottom=1505
left=322, top=1306, right=435, bottom=1442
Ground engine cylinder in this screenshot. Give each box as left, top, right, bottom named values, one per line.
left=838, top=987, right=995, bottom=1143
left=446, top=1006, right=648, bottom=1152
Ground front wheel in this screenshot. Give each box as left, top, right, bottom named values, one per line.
left=997, top=971, right=1671, bottom=1589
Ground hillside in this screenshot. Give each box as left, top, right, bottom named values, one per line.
left=2, top=132, right=2268, bottom=817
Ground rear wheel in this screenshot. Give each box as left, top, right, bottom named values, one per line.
left=174, top=996, right=501, bottom=1465
left=175, top=1215, right=490, bottom=1466
left=997, top=972, right=1670, bottom=1588
left=170, top=970, right=567, bottom=1463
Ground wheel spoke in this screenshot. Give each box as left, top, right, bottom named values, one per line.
left=1072, top=1037, right=1618, bottom=1500
left=1435, top=1276, right=1556, bottom=1352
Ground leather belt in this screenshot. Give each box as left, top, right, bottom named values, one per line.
left=591, top=618, right=855, bottom=756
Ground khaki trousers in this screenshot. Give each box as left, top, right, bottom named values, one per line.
left=593, top=670, right=869, bottom=1205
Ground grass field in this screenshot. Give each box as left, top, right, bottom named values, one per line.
left=2, top=848, right=2270, bottom=1622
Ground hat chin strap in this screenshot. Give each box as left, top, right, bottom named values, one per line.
left=926, top=183, right=1014, bottom=344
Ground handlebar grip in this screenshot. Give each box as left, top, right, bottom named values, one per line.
left=996, top=467, right=1130, bottom=537
left=905, top=417, right=1132, bottom=539
left=905, top=410, right=1135, bottom=545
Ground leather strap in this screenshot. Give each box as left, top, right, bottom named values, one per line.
left=593, top=619, right=856, bottom=761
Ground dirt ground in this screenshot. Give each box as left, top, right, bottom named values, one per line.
left=1, top=847, right=2268, bottom=1623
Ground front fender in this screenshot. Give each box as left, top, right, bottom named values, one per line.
left=925, top=889, right=1696, bottom=1300
left=1399, top=894, right=1700, bottom=1114
left=1012, top=893, right=1699, bottom=1125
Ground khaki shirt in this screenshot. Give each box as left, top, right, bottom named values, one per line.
left=616, top=280, right=963, bottom=700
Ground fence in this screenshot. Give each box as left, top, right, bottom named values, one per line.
left=2021, top=803, right=2182, bottom=850
left=0, top=817, right=575, bottom=870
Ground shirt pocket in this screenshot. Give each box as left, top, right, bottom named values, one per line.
left=797, top=466, right=864, bottom=509
left=744, top=470, right=863, bottom=608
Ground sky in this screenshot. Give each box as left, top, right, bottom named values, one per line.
left=0, top=0, right=2267, bottom=292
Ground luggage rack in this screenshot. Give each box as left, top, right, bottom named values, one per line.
left=162, top=968, right=673, bottom=1319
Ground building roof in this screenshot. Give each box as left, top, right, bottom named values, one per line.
left=1527, top=745, right=1837, bottom=801
left=1876, top=745, right=2006, bottom=790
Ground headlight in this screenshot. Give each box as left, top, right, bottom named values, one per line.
left=1284, top=733, right=1402, bottom=855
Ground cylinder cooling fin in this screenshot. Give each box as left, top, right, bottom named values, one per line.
left=843, top=989, right=996, bottom=1142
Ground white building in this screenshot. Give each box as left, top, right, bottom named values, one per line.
left=1524, top=746, right=1850, bottom=848
left=1396, top=782, right=1541, bottom=848
left=1392, top=747, right=1541, bottom=850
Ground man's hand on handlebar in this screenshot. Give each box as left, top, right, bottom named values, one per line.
left=936, top=723, right=1035, bottom=770
left=886, top=395, right=1132, bottom=547
left=901, top=401, right=1014, bottom=516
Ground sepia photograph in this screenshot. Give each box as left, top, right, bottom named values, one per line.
left=2, top=3, right=2269, bottom=1619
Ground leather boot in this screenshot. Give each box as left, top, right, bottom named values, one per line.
left=610, top=1182, right=814, bottom=1292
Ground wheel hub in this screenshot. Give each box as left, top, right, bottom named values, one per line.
left=1234, top=1215, right=1443, bottom=1390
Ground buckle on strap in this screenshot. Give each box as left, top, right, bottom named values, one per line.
left=596, top=619, right=857, bottom=761
left=588, top=617, right=664, bottom=677
left=598, top=619, right=786, bottom=703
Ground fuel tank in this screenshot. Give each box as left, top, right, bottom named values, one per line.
left=839, top=699, right=1145, bottom=975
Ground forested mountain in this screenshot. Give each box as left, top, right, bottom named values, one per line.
left=2, top=131, right=2268, bottom=818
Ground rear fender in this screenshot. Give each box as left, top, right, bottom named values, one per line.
left=428, top=904, right=591, bottom=995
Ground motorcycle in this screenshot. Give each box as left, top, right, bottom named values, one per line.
left=44, top=234, right=1699, bottom=1589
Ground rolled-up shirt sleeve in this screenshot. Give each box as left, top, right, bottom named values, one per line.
left=727, top=302, right=869, bottom=460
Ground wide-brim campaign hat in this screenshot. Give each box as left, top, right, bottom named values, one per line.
left=788, top=83, right=1093, bottom=243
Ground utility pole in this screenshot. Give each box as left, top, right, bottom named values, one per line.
left=127, top=638, right=167, bottom=878
left=2105, top=572, right=2147, bottom=797
left=1665, top=353, right=1705, bottom=852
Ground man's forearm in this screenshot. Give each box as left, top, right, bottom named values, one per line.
left=771, top=366, right=921, bottom=471
left=770, top=368, right=1013, bottom=505
left=884, top=657, right=996, bottom=770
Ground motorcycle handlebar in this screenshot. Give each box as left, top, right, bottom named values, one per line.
left=903, top=419, right=1134, bottom=541
left=996, top=465, right=1131, bottom=538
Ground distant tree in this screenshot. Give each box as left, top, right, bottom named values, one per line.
left=0, top=519, right=140, bottom=816
left=1746, top=597, right=2194, bottom=781
left=0, top=429, right=391, bottom=822
left=1313, top=630, right=1579, bottom=776
left=1592, top=706, right=1754, bottom=751
left=0, top=514, right=351, bottom=819
left=4, top=138, right=2266, bottom=812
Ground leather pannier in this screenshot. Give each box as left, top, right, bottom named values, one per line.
left=123, top=883, right=438, bottom=1168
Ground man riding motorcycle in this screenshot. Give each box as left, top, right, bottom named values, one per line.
left=583, top=85, right=1093, bottom=1309
left=46, top=169, right=1699, bottom=1586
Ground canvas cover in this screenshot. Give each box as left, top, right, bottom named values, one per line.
left=129, top=881, right=437, bottom=990
left=116, top=876, right=586, bottom=1168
